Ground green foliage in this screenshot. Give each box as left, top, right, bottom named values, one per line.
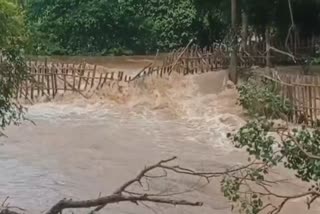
left=23, top=0, right=320, bottom=55
left=282, top=127, right=320, bottom=182
left=0, top=50, right=28, bottom=129
left=238, top=78, right=293, bottom=119
left=0, top=0, right=28, bottom=129
left=0, top=0, right=26, bottom=48
left=222, top=176, right=264, bottom=214
left=25, top=0, right=229, bottom=55
left=26, top=0, right=188, bottom=55
left=193, top=0, right=229, bottom=46
left=222, top=118, right=320, bottom=213
left=229, top=118, right=320, bottom=183
left=232, top=119, right=281, bottom=165
left=27, top=0, right=126, bottom=55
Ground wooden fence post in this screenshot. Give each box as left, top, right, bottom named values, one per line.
left=91, top=65, right=97, bottom=88
left=101, top=73, right=109, bottom=88
left=45, top=58, right=50, bottom=96
left=72, top=64, right=76, bottom=91
left=96, top=73, right=103, bottom=89
left=51, top=65, right=56, bottom=97
left=84, top=71, right=90, bottom=90
left=78, top=64, right=84, bottom=91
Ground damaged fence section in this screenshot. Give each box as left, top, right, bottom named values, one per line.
left=13, top=45, right=235, bottom=100
left=7, top=43, right=319, bottom=105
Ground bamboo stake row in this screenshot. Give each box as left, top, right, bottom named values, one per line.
left=262, top=73, right=320, bottom=127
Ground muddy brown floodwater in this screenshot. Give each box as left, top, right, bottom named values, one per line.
left=1, top=57, right=320, bottom=214
left=29, top=55, right=165, bottom=72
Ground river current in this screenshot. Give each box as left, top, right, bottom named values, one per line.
left=0, top=58, right=318, bottom=214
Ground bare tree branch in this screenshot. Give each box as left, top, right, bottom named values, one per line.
left=115, top=157, right=178, bottom=195
left=285, top=0, right=295, bottom=53
left=268, top=47, right=296, bottom=63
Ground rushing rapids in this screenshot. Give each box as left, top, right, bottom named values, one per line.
left=0, top=57, right=318, bottom=214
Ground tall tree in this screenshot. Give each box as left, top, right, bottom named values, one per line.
left=230, top=0, right=238, bottom=83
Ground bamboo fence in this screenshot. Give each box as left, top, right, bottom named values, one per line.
left=260, top=73, right=320, bottom=126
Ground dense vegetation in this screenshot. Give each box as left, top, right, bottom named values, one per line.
left=0, top=0, right=28, bottom=129
left=230, top=63, right=320, bottom=213
left=24, top=0, right=320, bottom=55
left=238, top=78, right=293, bottom=119
left=223, top=118, right=320, bottom=214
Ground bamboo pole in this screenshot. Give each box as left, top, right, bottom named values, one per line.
left=63, top=64, right=67, bottom=92
left=51, top=65, right=56, bottom=97
left=315, top=77, right=319, bottom=124
left=78, top=64, right=83, bottom=91
left=100, top=73, right=108, bottom=88
left=54, top=66, right=58, bottom=95
left=45, top=59, right=50, bottom=96
left=91, top=65, right=97, bottom=88
left=96, top=73, right=103, bottom=89
left=72, top=65, right=76, bottom=91
left=84, top=71, right=90, bottom=90
left=40, top=67, right=45, bottom=96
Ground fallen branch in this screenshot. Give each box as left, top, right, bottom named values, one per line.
left=44, top=156, right=256, bottom=214
left=47, top=194, right=202, bottom=214
left=0, top=156, right=263, bottom=214
left=47, top=157, right=203, bottom=214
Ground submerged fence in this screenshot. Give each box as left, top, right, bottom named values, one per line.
left=13, top=46, right=236, bottom=100
left=5, top=41, right=320, bottom=123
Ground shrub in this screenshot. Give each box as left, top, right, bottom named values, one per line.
left=237, top=78, right=293, bottom=119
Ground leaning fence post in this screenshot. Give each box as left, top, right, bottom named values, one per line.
left=91, top=65, right=97, bottom=88
left=45, top=58, right=51, bottom=96
left=51, top=65, right=56, bottom=97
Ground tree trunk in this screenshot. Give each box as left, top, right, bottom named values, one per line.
left=241, top=11, right=248, bottom=51
left=265, top=27, right=271, bottom=68
left=230, top=0, right=238, bottom=84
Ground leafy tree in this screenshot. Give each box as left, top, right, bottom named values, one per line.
left=192, top=0, right=229, bottom=46
left=27, top=0, right=124, bottom=55
left=0, top=0, right=28, bottom=129
left=24, top=0, right=320, bottom=55
left=27, top=0, right=200, bottom=55
left=241, top=0, right=320, bottom=38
